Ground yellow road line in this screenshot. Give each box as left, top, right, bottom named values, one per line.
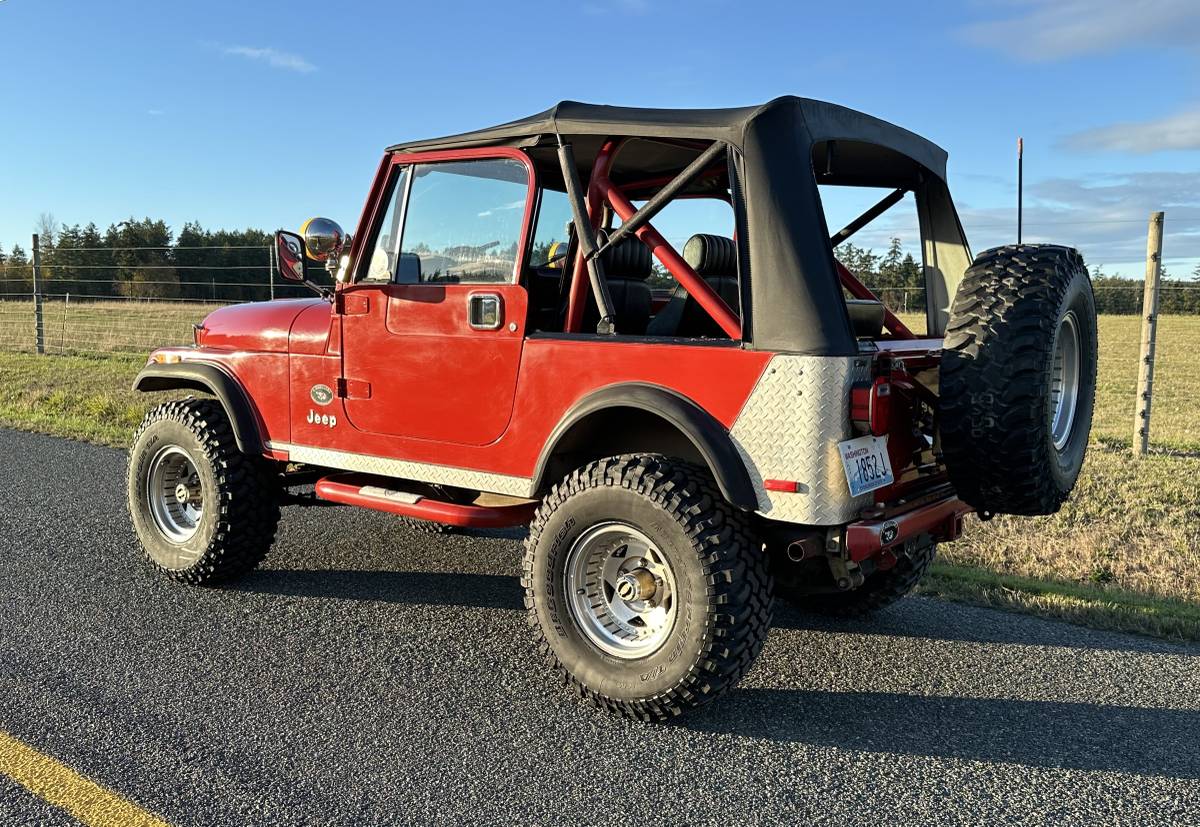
left=0, top=729, right=171, bottom=827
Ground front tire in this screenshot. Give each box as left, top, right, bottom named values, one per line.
left=127, top=398, right=281, bottom=585
left=522, top=455, right=772, bottom=721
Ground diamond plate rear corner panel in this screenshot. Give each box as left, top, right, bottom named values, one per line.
left=730, top=354, right=873, bottom=525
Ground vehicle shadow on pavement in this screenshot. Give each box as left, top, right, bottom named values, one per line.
left=770, top=601, right=1198, bottom=656
left=680, top=688, right=1200, bottom=779
left=232, top=568, right=525, bottom=611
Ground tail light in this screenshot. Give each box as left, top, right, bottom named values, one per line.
left=850, top=377, right=891, bottom=436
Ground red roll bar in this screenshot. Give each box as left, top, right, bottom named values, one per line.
left=565, top=139, right=741, bottom=339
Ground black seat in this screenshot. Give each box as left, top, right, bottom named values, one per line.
left=647, top=234, right=740, bottom=338
left=846, top=299, right=887, bottom=337
left=580, top=232, right=654, bottom=334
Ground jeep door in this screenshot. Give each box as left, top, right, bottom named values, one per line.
left=338, top=151, right=533, bottom=446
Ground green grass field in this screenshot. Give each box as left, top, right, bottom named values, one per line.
left=1, top=311, right=1198, bottom=639
left=0, top=298, right=220, bottom=357
left=898, top=312, right=1200, bottom=452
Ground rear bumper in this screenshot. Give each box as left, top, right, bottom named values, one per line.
left=846, top=494, right=972, bottom=562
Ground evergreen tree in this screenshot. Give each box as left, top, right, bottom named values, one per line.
left=5, top=245, right=30, bottom=296
left=106, top=218, right=177, bottom=298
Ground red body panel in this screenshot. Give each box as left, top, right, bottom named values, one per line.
left=305, top=336, right=770, bottom=478
left=198, top=299, right=321, bottom=353
left=339, top=282, right=528, bottom=445
left=173, top=313, right=772, bottom=482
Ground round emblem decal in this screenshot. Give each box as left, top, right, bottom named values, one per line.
left=310, top=384, right=334, bottom=406
left=880, top=520, right=899, bottom=546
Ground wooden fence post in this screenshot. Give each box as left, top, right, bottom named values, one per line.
left=31, top=233, right=44, bottom=355
left=60, top=292, right=70, bottom=354
left=1133, top=211, right=1165, bottom=456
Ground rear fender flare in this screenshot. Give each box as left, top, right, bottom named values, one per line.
left=132, top=362, right=264, bottom=455
left=531, top=383, right=757, bottom=510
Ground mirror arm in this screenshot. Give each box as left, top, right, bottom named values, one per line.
left=305, top=279, right=333, bottom=302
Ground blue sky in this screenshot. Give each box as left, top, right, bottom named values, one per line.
left=1, top=0, right=1198, bottom=277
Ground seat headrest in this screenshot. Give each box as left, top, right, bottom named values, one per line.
left=598, top=231, right=652, bottom=280
left=683, top=234, right=737, bottom=277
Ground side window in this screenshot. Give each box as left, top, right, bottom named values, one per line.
left=364, top=168, right=410, bottom=282
left=529, top=189, right=573, bottom=269
left=400, top=158, right=529, bottom=284
left=817, top=184, right=926, bottom=335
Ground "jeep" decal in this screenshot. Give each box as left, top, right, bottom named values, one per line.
left=306, top=409, right=337, bottom=429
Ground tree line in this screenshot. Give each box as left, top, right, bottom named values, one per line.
left=1, top=218, right=1196, bottom=313
left=840, top=239, right=1200, bottom=316
left=0, top=216, right=312, bottom=302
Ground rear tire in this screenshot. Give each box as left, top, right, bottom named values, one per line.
left=787, top=538, right=936, bottom=618
left=940, top=245, right=1097, bottom=516
left=522, top=455, right=772, bottom=721
left=127, top=398, right=281, bottom=585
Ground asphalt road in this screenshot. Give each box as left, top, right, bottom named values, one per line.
left=1, top=427, right=1198, bottom=826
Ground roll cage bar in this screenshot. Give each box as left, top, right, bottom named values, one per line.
left=552, top=135, right=917, bottom=341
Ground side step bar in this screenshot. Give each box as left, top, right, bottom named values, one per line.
left=314, top=473, right=537, bottom=529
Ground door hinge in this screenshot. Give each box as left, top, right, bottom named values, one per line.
left=337, top=378, right=372, bottom=400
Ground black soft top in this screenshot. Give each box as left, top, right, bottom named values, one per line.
left=385, top=97, right=964, bottom=355
left=386, top=96, right=948, bottom=183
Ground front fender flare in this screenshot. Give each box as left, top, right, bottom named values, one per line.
left=531, top=383, right=757, bottom=510
left=132, top=362, right=264, bottom=455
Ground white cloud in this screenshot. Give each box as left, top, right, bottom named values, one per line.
left=223, top=45, right=316, bottom=73
left=146, top=109, right=165, bottom=116
left=477, top=199, right=527, bottom=218
left=959, top=0, right=1200, bottom=61
left=1064, top=107, right=1200, bottom=153
left=957, top=171, right=1200, bottom=273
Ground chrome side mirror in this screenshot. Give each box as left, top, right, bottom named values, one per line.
left=275, top=228, right=333, bottom=300
left=275, top=231, right=306, bottom=283
left=301, top=217, right=345, bottom=267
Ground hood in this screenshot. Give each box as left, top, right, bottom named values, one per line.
left=198, top=298, right=326, bottom=353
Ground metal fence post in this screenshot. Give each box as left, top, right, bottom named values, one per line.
left=1133, top=211, right=1165, bottom=456
left=31, top=233, right=44, bottom=354
left=268, top=244, right=276, bottom=300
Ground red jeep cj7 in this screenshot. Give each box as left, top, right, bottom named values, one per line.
left=128, top=98, right=1098, bottom=720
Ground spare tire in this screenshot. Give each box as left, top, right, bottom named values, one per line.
left=939, top=245, right=1097, bottom=516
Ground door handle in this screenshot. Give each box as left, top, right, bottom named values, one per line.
left=467, top=292, right=504, bottom=330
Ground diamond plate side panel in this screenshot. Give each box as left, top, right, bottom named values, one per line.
left=271, top=442, right=534, bottom=498
left=729, top=354, right=873, bottom=525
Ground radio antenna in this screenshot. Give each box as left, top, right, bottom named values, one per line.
left=1017, top=137, right=1024, bottom=245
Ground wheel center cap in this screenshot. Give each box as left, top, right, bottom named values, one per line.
left=174, top=483, right=190, bottom=505
left=615, top=568, right=657, bottom=602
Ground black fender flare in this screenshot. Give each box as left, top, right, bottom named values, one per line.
left=132, top=362, right=264, bottom=455
left=531, top=383, right=757, bottom=510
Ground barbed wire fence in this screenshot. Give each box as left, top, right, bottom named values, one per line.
left=0, top=237, right=313, bottom=358
left=1, top=213, right=1196, bottom=449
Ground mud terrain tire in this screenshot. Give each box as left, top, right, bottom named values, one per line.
left=788, top=537, right=936, bottom=618
left=940, top=245, right=1097, bottom=516
left=522, top=455, right=772, bottom=721
left=128, top=398, right=281, bottom=584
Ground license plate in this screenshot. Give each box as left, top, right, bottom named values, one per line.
left=838, top=435, right=894, bottom=497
